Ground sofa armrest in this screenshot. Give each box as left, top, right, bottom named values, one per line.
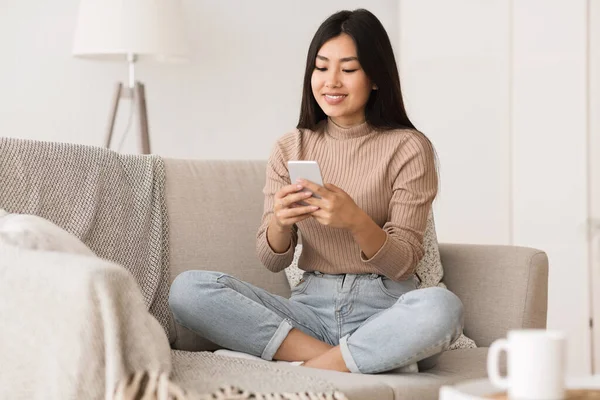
left=439, top=243, right=548, bottom=347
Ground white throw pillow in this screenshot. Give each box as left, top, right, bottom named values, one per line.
left=415, top=211, right=444, bottom=288
left=0, top=209, right=95, bottom=256
left=284, top=212, right=477, bottom=350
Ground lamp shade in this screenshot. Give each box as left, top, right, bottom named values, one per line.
left=72, top=0, right=189, bottom=62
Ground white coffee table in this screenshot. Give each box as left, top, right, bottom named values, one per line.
left=439, top=376, right=600, bottom=400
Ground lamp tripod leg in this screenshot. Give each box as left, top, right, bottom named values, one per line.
left=105, top=82, right=123, bottom=149
left=135, top=82, right=151, bottom=154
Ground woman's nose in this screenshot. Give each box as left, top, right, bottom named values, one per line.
left=324, top=70, right=341, bottom=88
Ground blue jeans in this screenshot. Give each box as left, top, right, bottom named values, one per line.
left=168, top=270, right=464, bottom=374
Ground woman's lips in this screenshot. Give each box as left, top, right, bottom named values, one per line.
left=323, top=94, right=347, bottom=105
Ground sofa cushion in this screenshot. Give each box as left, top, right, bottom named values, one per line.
left=171, top=348, right=491, bottom=400
left=372, top=348, right=491, bottom=399
left=164, top=160, right=291, bottom=351
left=415, top=211, right=444, bottom=288
left=171, top=350, right=392, bottom=400
left=164, top=159, right=290, bottom=296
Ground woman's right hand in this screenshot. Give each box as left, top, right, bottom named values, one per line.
left=272, top=184, right=319, bottom=229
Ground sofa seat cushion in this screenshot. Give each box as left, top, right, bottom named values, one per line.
left=290, top=347, right=489, bottom=400
left=371, top=347, right=490, bottom=400
left=170, top=350, right=393, bottom=400
left=171, top=348, right=489, bottom=400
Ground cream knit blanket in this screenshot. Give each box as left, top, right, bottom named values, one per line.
left=0, top=243, right=172, bottom=399
left=0, top=137, right=172, bottom=341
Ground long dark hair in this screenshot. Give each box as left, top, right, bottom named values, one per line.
left=297, top=9, right=415, bottom=131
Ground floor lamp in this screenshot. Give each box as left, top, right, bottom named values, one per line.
left=71, top=0, right=189, bottom=154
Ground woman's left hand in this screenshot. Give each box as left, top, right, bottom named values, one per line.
left=296, top=179, right=364, bottom=231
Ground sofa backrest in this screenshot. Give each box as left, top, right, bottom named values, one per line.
left=440, top=243, right=548, bottom=346
left=164, top=159, right=291, bottom=295
left=164, top=159, right=292, bottom=349
left=163, top=158, right=548, bottom=350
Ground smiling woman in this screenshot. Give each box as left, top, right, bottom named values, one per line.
left=309, top=36, right=374, bottom=127
left=297, top=9, right=414, bottom=131
left=168, top=9, right=461, bottom=377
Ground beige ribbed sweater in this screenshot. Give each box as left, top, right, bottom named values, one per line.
left=256, top=118, right=437, bottom=281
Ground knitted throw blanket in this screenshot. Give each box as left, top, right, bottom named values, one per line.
left=0, top=137, right=172, bottom=341
left=0, top=243, right=172, bottom=399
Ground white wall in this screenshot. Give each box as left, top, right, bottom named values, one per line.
left=398, top=0, right=511, bottom=246
left=0, top=0, right=398, bottom=159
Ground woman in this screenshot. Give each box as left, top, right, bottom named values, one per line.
left=169, top=9, right=464, bottom=374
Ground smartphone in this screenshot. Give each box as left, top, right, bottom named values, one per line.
left=287, top=160, right=324, bottom=206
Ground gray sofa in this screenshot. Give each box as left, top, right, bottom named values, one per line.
left=0, top=143, right=549, bottom=400
left=163, top=158, right=549, bottom=400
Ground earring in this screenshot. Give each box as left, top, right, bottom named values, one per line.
left=372, top=84, right=378, bottom=90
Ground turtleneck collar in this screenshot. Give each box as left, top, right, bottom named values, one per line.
left=325, top=118, right=373, bottom=140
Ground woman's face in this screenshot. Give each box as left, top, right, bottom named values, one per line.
left=311, top=33, right=374, bottom=128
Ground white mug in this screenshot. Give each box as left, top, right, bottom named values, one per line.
left=487, top=329, right=566, bottom=399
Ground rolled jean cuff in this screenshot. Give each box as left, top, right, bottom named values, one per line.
left=339, top=334, right=362, bottom=374
left=261, top=318, right=294, bottom=360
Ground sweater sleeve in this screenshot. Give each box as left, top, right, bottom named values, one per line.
left=256, top=141, right=298, bottom=272
left=360, top=132, right=438, bottom=281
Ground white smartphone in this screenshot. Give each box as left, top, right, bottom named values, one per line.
left=287, top=160, right=324, bottom=205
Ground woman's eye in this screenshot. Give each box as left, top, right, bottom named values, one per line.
left=314, top=67, right=357, bottom=73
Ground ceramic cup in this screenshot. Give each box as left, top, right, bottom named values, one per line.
left=487, top=329, right=566, bottom=399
